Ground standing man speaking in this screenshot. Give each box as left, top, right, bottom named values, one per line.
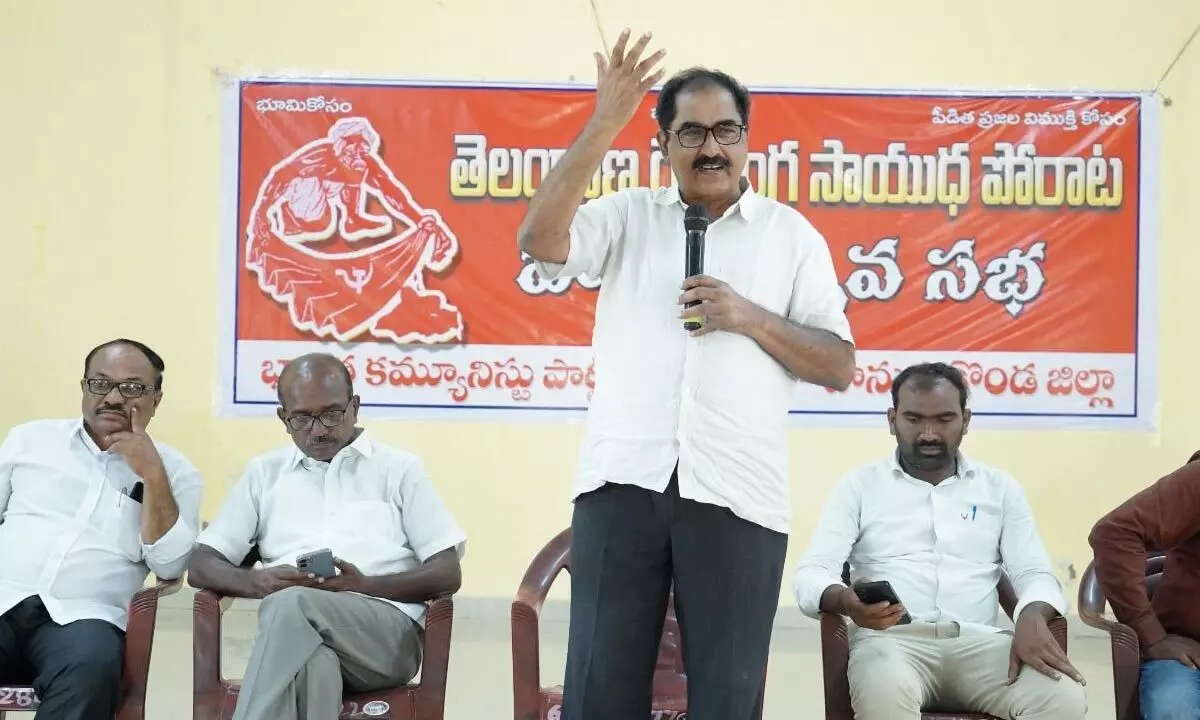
left=517, top=29, right=856, bottom=720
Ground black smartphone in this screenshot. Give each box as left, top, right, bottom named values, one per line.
left=296, top=548, right=337, bottom=579
left=853, top=580, right=912, bottom=624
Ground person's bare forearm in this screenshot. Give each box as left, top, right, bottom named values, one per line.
left=357, top=551, right=462, bottom=603
left=187, top=545, right=258, bottom=597
left=1019, top=600, right=1060, bottom=623
left=139, top=463, right=179, bottom=543
left=747, top=307, right=855, bottom=390
left=819, top=584, right=850, bottom=614
left=516, top=120, right=621, bottom=263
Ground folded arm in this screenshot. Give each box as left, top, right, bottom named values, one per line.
left=142, top=466, right=203, bottom=580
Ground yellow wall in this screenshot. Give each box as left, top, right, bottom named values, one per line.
left=2, top=0, right=1198, bottom=609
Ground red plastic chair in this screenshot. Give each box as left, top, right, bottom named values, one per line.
left=819, top=564, right=1068, bottom=720
left=0, top=577, right=182, bottom=719
left=191, top=548, right=453, bottom=720
left=1077, top=552, right=1165, bottom=720
left=511, top=527, right=767, bottom=720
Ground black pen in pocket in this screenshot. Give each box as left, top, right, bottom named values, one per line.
left=121, top=481, right=145, bottom=505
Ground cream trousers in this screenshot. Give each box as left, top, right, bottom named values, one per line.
left=847, top=622, right=1087, bottom=720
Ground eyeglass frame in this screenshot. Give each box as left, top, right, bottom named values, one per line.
left=81, top=377, right=159, bottom=399
left=666, top=122, right=747, bottom=149
left=281, top=399, right=355, bottom=432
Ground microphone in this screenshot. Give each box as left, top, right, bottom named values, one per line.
left=683, top=205, right=709, bottom=332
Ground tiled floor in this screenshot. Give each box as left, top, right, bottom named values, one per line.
left=141, top=591, right=1119, bottom=720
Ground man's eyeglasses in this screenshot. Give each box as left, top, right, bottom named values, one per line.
left=671, top=123, right=746, bottom=149
left=82, top=378, right=155, bottom=399
left=283, top=402, right=352, bottom=432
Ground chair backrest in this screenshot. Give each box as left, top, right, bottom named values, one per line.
left=1078, top=552, right=1165, bottom=620
left=519, top=529, right=686, bottom=683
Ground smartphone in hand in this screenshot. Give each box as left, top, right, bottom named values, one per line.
left=296, top=548, right=337, bottom=580
left=853, top=580, right=912, bottom=625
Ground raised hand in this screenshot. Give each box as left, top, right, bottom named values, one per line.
left=105, top=405, right=165, bottom=481
left=590, top=29, right=667, bottom=132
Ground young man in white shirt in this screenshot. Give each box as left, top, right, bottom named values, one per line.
left=792, top=362, right=1087, bottom=719
left=187, top=353, right=466, bottom=720
left=517, top=29, right=855, bottom=720
left=0, top=338, right=203, bottom=720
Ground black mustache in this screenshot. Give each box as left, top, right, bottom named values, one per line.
left=97, top=406, right=126, bottom=415
left=693, top=156, right=729, bottom=169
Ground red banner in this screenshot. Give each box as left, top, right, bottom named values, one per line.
left=218, top=78, right=1159, bottom=428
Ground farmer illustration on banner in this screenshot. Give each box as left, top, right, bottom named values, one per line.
left=245, top=116, right=463, bottom=345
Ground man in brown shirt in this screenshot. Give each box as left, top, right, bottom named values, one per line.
left=1088, top=450, right=1200, bottom=720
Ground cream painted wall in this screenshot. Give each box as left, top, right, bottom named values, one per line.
left=1, top=0, right=1197, bottom=609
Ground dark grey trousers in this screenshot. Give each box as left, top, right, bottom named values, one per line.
left=0, top=596, right=124, bottom=720
left=563, top=470, right=788, bottom=720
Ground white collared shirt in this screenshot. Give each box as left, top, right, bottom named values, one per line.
left=792, top=452, right=1066, bottom=633
left=196, top=430, right=467, bottom=627
left=0, top=418, right=203, bottom=630
left=534, top=185, right=854, bottom=534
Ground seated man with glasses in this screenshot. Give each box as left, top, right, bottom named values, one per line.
left=187, top=352, right=466, bottom=720
left=0, top=338, right=203, bottom=720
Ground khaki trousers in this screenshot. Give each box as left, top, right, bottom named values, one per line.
left=847, top=622, right=1086, bottom=720
left=232, top=587, right=422, bottom=720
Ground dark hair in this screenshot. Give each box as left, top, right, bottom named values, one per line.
left=890, top=362, right=969, bottom=411
left=655, top=67, right=751, bottom=133
left=83, top=338, right=166, bottom=390
left=276, top=354, right=354, bottom=405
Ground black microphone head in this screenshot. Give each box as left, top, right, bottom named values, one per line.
left=684, top=205, right=709, bottom=232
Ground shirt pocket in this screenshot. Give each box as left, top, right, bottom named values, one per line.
left=952, top=499, right=1003, bottom=564
left=98, top=486, right=144, bottom=562
left=340, top=501, right=398, bottom=542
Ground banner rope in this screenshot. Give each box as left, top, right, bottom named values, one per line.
left=1152, top=19, right=1200, bottom=106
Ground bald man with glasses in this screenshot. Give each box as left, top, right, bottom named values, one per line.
left=187, top=353, right=466, bottom=720
left=0, top=338, right=203, bottom=720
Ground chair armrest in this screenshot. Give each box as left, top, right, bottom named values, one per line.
left=1078, top=604, right=1118, bottom=634
left=1078, top=606, right=1142, bottom=720
left=120, top=576, right=182, bottom=709
left=413, top=596, right=454, bottom=718
left=819, top=612, right=855, bottom=720
left=192, top=589, right=233, bottom=694
left=1048, top=615, right=1068, bottom=653
left=512, top=596, right=544, bottom=720
left=1108, top=622, right=1141, bottom=720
